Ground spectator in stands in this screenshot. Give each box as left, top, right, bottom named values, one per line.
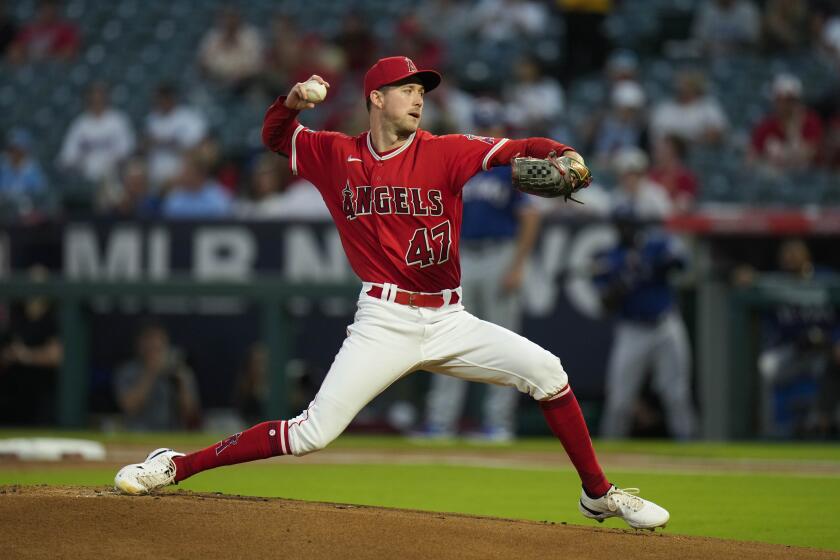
left=611, top=147, right=672, bottom=219
left=605, top=49, right=639, bottom=87
left=7, top=0, right=79, bottom=64
left=392, top=15, right=443, bottom=72
left=590, top=81, right=649, bottom=168
left=0, top=128, right=48, bottom=219
left=692, top=0, right=760, bottom=56
left=471, top=0, right=549, bottom=44
left=115, top=320, right=201, bottom=431
left=762, top=0, right=812, bottom=54
left=161, top=152, right=232, bottom=219
left=648, top=135, right=699, bottom=212
left=57, top=82, right=135, bottom=184
left=748, top=74, right=823, bottom=174
left=417, top=0, right=472, bottom=46
left=650, top=69, right=728, bottom=145
left=235, top=154, right=289, bottom=219
left=0, top=0, right=18, bottom=57
left=334, top=14, right=377, bottom=73
left=107, top=158, right=160, bottom=217
left=504, top=56, right=564, bottom=136
left=0, top=265, right=62, bottom=426
left=422, top=77, right=476, bottom=135
left=145, top=83, right=208, bottom=188
left=286, top=34, right=344, bottom=98
left=198, top=7, right=263, bottom=94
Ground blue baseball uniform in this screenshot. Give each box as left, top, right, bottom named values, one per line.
left=594, top=229, right=696, bottom=440
left=423, top=166, right=530, bottom=440
left=593, top=232, right=684, bottom=324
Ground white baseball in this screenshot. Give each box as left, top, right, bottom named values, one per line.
left=303, top=80, right=327, bottom=103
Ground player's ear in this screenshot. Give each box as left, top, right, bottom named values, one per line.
left=370, top=90, right=385, bottom=110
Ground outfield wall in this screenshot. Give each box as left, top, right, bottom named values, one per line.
left=2, top=214, right=839, bottom=439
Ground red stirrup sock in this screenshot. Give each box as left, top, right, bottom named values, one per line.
left=173, top=420, right=291, bottom=482
left=539, top=387, right=611, bottom=498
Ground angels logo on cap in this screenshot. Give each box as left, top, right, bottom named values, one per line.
left=363, top=56, right=442, bottom=100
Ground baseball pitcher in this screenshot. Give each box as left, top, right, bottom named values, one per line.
left=115, top=56, right=669, bottom=529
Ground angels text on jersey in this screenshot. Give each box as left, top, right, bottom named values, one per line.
left=341, top=181, right=444, bottom=220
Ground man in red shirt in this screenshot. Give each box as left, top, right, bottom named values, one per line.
left=114, top=56, right=670, bottom=530
left=749, top=74, right=823, bottom=173
left=8, top=0, right=79, bottom=63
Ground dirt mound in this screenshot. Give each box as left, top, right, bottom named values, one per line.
left=1, top=485, right=837, bottom=560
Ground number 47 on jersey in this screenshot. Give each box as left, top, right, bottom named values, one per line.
left=405, top=220, right=452, bottom=268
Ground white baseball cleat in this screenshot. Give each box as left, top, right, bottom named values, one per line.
left=114, top=448, right=184, bottom=495
left=578, top=485, right=670, bottom=530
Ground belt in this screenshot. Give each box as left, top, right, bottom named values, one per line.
left=366, top=285, right=460, bottom=308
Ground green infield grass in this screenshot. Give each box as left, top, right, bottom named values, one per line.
left=1, top=432, right=839, bottom=551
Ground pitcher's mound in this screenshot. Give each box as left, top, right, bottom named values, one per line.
left=1, top=485, right=835, bottom=560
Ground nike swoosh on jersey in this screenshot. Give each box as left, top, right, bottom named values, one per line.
left=347, top=156, right=363, bottom=162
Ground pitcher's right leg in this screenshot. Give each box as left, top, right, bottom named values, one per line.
left=115, top=297, right=423, bottom=493
left=425, top=312, right=610, bottom=497
left=424, top=311, right=669, bottom=529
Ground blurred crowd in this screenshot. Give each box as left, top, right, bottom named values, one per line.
left=0, top=0, right=838, bottom=224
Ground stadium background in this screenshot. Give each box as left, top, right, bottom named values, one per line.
left=2, top=0, right=840, bottom=556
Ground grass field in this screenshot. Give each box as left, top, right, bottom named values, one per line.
left=2, top=431, right=839, bottom=552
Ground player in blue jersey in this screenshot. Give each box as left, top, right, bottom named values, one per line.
left=593, top=212, right=696, bottom=440
left=417, top=98, right=542, bottom=443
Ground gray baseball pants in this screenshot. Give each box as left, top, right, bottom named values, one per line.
left=425, top=240, right=521, bottom=434
left=599, top=312, right=696, bottom=440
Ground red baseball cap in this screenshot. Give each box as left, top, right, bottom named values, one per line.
left=363, top=56, right=441, bottom=101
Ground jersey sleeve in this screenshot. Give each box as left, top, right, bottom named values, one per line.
left=437, top=134, right=574, bottom=192
left=261, top=96, right=342, bottom=186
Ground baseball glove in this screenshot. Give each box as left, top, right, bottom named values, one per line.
left=511, top=153, right=592, bottom=203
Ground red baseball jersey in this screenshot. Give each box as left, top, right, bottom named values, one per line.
left=262, top=98, right=571, bottom=292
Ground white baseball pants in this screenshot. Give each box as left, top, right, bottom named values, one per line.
left=286, top=284, right=569, bottom=455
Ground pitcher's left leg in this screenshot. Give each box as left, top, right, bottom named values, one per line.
left=424, top=310, right=669, bottom=529
left=424, top=311, right=608, bottom=496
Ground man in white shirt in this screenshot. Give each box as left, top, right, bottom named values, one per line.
left=145, top=83, right=208, bottom=188
left=650, top=70, right=728, bottom=145
left=693, top=0, right=760, bottom=56
left=197, top=7, right=263, bottom=93
left=611, top=147, right=673, bottom=220
left=58, top=82, right=135, bottom=184
left=504, top=57, right=564, bottom=136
